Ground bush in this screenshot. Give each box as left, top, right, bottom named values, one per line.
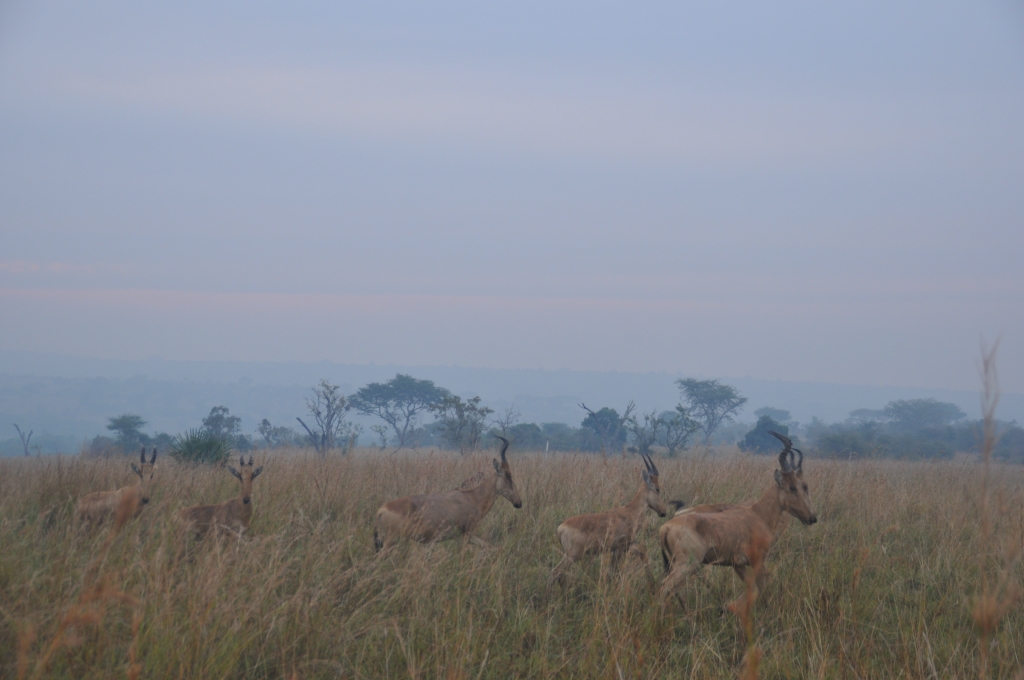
left=170, top=429, right=232, bottom=465
left=739, top=416, right=792, bottom=454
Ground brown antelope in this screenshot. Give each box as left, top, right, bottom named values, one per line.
left=658, top=432, right=816, bottom=610
left=373, top=436, right=523, bottom=551
left=547, top=452, right=680, bottom=589
left=178, top=455, right=264, bottom=539
left=76, top=447, right=158, bottom=527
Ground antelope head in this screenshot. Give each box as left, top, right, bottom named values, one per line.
left=129, top=447, right=158, bottom=505
left=770, top=431, right=817, bottom=525
left=492, top=436, right=523, bottom=509
left=639, top=451, right=668, bottom=517
left=228, top=455, right=264, bottom=505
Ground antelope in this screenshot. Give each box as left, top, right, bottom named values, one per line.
left=76, top=447, right=158, bottom=527
left=547, top=452, right=681, bottom=589
left=658, top=432, right=816, bottom=610
left=178, top=455, right=264, bottom=539
left=373, top=436, right=522, bottom=551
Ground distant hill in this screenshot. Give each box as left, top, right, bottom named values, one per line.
left=1, top=350, right=1020, bottom=455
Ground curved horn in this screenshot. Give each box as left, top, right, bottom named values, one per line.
left=150, top=447, right=157, bottom=464
left=494, top=435, right=509, bottom=463
left=248, top=454, right=254, bottom=466
left=792, top=447, right=804, bottom=471
left=140, top=446, right=147, bottom=463
left=770, top=431, right=792, bottom=472
left=641, top=451, right=659, bottom=477
left=239, top=455, right=245, bottom=467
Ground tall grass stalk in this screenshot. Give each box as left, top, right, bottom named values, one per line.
left=971, top=343, right=1023, bottom=679
left=0, top=445, right=1022, bottom=678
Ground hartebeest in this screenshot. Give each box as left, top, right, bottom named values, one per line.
left=178, top=455, right=264, bottom=539
left=373, top=436, right=523, bottom=550
left=76, top=447, right=158, bottom=526
left=658, top=432, right=816, bottom=609
left=547, top=452, right=680, bottom=589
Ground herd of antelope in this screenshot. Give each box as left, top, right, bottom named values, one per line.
left=75, top=432, right=817, bottom=612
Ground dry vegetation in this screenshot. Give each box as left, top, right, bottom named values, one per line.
left=1, top=447, right=1022, bottom=679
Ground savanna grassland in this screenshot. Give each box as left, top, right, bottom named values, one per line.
left=1, top=448, right=1022, bottom=679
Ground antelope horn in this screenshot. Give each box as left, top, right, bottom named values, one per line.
left=150, top=447, right=157, bottom=464
left=248, top=454, right=254, bottom=466
left=239, top=455, right=245, bottom=467
left=770, top=431, right=792, bottom=472
left=494, top=435, right=509, bottom=464
left=140, top=446, right=146, bottom=463
left=641, top=451, right=659, bottom=477
left=792, top=447, right=804, bottom=471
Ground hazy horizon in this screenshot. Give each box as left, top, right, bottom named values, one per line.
left=2, top=2, right=1023, bottom=394
left=3, top=351, right=1022, bottom=451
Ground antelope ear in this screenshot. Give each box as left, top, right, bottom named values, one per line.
left=774, top=469, right=784, bottom=487
left=493, top=458, right=501, bottom=472
left=228, top=466, right=242, bottom=480
left=131, top=463, right=141, bottom=476
left=252, top=466, right=264, bottom=479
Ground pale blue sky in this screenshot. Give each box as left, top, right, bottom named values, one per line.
left=1, top=1, right=1023, bottom=392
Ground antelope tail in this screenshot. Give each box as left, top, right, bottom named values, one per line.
left=373, top=529, right=383, bottom=553
left=667, top=500, right=687, bottom=515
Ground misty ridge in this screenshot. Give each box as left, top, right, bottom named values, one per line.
left=2, top=353, right=1022, bottom=462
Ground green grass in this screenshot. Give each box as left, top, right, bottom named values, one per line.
left=1, top=448, right=1022, bottom=678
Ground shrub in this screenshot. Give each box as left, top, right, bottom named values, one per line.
left=170, top=428, right=231, bottom=465
left=739, top=416, right=792, bottom=454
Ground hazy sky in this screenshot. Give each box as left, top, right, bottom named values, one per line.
left=2, top=1, right=1023, bottom=392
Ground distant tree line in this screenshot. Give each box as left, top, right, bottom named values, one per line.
left=71, top=373, right=1024, bottom=464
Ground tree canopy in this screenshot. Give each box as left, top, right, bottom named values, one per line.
left=676, top=378, right=747, bottom=444
left=350, top=374, right=448, bottom=450
left=883, top=399, right=966, bottom=431
left=297, top=379, right=361, bottom=454
left=429, top=394, right=493, bottom=454
left=739, top=416, right=793, bottom=454
left=106, top=414, right=147, bottom=452
left=580, top=402, right=634, bottom=453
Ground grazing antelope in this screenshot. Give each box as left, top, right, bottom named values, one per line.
left=178, top=455, right=264, bottom=539
left=76, top=447, right=158, bottom=527
left=658, top=432, right=816, bottom=610
left=547, top=452, right=679, bottom=589
left=373, top=436, right=523, bottom=551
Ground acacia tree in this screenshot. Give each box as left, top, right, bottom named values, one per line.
left=658, top=406, right=700, bottom=457
left=580, top=401, right=636, bottom=454
left=626, top=410, right=661, bottom=456
left=297, top=379, right=361, bottom=455
left=492, top=406, right=521, bottom=438
left=430, top=395, right=494, bottom=455
left=106, top=414, right=147, bottom=452
left=676, top=378, right=747, bottom=444
left=350, top=374, right=448, bottom=450
left=203, top=406, right=242, bottom=440
left=256, top=419, right=300, bottom=448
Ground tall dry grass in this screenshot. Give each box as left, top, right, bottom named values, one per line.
left=1, top=446, right=1022, bottom=678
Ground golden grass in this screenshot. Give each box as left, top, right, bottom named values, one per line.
left=1, top=447, right=1022, bottom=679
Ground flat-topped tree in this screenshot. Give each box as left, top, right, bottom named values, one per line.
left=350, top=374, right=448, bottom=450
left=676, top=378, right=747, bottom=444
